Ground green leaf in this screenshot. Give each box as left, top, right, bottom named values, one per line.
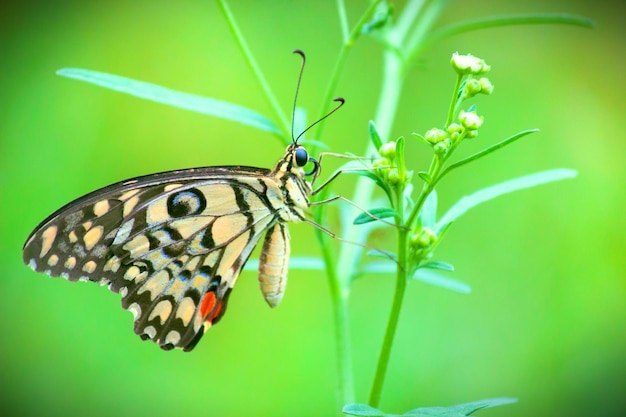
left=418, top=171, right=432, bottom=184
left=411, top=132, right=432, bottom=147
left=420, top=260, right=454, bottom=271
left=343, top=403, right=386, bottom=417
left=440, top=129, right=539, bottom=180
left=57, top=68, right=283, bottom=137
left=353, top=208, right=398, bottom=225
left=421, top=13, right=593, bottom=52
left=369, top=120, right=384, bottom=150
left=413, top=269, right=471, bottom=294
left=404, top=397, right=517, bottom=416
left=437, top=168, right=577, bottom=233
left=244, top=256, right=325, bottom=271
left=396, top=136, right=406, bottom=176
left=344, top=168, right=393, bottom=203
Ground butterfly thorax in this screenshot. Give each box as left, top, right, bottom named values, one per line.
left=268, top=144, right=314, bottom=223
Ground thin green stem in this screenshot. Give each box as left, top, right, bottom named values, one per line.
left=369, top=183, right=408, bottom=407
left=314, top=0, right=383, bottom=149
left=336, top=0, right=350, bottom=42
left=446, top=75, right=463, bottom=127
left=216, top=0, right=291, bottom=140
left=314, top=192, right=355, bottom=408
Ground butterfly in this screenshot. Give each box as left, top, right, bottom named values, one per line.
left=23, top=51, right=345, bottom=352
left=22, top=139, right=334, bottom=351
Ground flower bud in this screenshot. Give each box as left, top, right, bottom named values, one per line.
left=425, top=128, right=448, bottom=144
left=478, top=77, right=494, bottom=95
left=410, top=227, right=436, bottom=249
left=464, top=129, right=478, bottom=139
left=465, top=79, right=482, bottom=97
left=372, top=157, right=389, bottom=169
left=447, top=123, right=463, bottom=134
left=433, top=140, right=450, bottom=155
left=379, top=142, right=396, bottom=160
left=451, top=53, right=490, bottom=75
left=459, top=110, right=483, bottom=130
left=387, top=168, right=400, bottom=185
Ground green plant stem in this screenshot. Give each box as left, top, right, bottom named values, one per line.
left=369, top=178, right=408, bottom=407
left=216, top=0, right=291, bottom=140
left=314, top=192, right=355, bottom=408
left=314, top=0, right=383, bottom=150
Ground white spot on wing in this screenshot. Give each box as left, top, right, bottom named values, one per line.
left=143, top=325, right=156, bottom=339
left=127, top=302, right=141, bottom=320
left=114, top=218, right=134, bottom=245
left=165, top=330, right=181, bottom=345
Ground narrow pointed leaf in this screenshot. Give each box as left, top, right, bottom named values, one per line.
left=421, top=260, right=454, bottom=271
left=343, top=403, right=386, bottom=417
left=440, top=129, right=539, bottom=180
left=413, top=269, right=471, bottom=294
left=437, top=169, right=577, bottom=233
left=411, top=132, right=432, bottom=147
left=404, top=397, right=517, bottom=416
left=57, top=68, right=283, bottom=136
left=369, top=120, right=383, bottom=150
left=418, top=171, right=432, bottom=184
left=354, top=207, right=398, bottom=225
left=423, top=13, right=593, bottom=50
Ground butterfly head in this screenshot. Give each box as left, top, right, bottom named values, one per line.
left=274, top=143, right=319, bottom=179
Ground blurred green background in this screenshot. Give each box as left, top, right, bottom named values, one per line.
left=1, top=1, right=624, bottom=416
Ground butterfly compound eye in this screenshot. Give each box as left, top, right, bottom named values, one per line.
left=295, top=147, right=309, bottom=167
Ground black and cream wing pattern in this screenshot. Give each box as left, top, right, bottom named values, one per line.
left=23, top=144, right=315, bottom=351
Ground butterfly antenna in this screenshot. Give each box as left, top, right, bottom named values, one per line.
left=295, top=97, right=345, bottom=144
left=291, top=50, right=345, bottom=144
left=291, top=49, right=306, bottom=143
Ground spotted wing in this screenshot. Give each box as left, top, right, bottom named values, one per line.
left=23, top=167, right=283, bottom=351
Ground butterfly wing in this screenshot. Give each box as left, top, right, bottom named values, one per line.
left=23, top=166, right=283, bottom=351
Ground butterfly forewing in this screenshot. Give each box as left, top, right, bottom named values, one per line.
left=23, top=145, right=312, bottom=351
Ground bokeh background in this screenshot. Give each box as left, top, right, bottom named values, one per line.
left=1, top=1, right=624, bottom=416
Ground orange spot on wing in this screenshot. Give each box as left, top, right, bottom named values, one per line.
left=200, top=292, right=222, bottom=323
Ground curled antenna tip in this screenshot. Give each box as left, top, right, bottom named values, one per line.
left=333, top=97, right=345, bottom=104
left=293, top=49, right=305, bottom=58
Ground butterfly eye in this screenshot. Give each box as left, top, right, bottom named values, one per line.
left=295, top=147, right=309, bottom=167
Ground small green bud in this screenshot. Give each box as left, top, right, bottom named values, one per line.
left=424, top=128, right=448, bottom=144
left=478, top=77, right=494, bottom=95
left=387, top=168, right=400, bottom=185
left=379, top=142, right=396, bottom=160
left=464, top=129, right=478, bottom=139
left=459, top=110, right=483, bottom=130
left=410, top=227, right=436, bottom=249
left=447, top=123, right=463, bottom=134
left=465, top=79, right=482, bottom=97
left=451, top=53, right=490, bottom=76
left=450, top=131, right=461, bottom=142
left=433, top=139, right=450, bottom=155
left=372, top=157, right=390, bottom=169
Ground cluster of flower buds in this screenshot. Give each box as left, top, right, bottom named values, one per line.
left=419, top=54, right=492, bottom=155
left=409, top=227, right=436, bottom=254
left=372, top=141, right=401, bottom=185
